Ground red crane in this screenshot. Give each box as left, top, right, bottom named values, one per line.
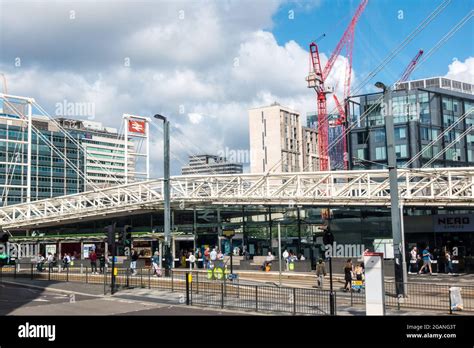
left=399, top=49, right=424, bottom=82
left=307, top=0, right=368, bottom=171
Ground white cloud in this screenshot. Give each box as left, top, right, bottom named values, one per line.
left=445, top=57, right=474, bottom=84
left=0, top=0, right=355, bottom=176
left=188, top=113, right=203, bottom=124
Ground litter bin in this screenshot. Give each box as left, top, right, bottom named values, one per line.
left=452, top=259, right=460, bottom=274
left=449, top=287, right=463, bottom=311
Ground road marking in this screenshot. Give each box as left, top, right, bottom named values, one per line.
left=32, top=299, right=49, bottom=302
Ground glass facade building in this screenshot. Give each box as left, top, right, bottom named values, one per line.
left=347, top=78, right=474, bottom=169
left=0, top=112, right=131, bottom=206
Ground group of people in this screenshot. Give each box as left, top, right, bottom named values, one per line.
left=34, top=249, right=110, bottom=274
left=342, top=259, right=365, bottom=292
left=409, top=245, right=456, bottom=275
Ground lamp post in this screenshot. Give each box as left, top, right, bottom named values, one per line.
left=375, top=82, right=407, bottom=297
left=154, top=114, right=171, bottom=277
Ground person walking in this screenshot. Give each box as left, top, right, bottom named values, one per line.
left=282, top=249, right=289, bottom=271
left=315, top=259, right=326, bottom=288
left=418, top=246, right=433, bottom=275
left=46, top=252, right=55, bottom=271
left=445, top=249, right=454, bottom=275
left=343, top=259, right=353, bottom=292
left=409, top=246, right=419, bottom=274
left=89, top=249, right=98, bottom=274
left=130, top=249, right=139, bottom=276
left=151, top=251, right=161, bottom=276
left=62, top=253, right=71, bottom=271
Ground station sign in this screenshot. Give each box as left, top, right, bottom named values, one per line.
left=128, top=120, right=146, bottom=134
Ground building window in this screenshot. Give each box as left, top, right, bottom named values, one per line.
left=374, top=129, right=386, bottom=143
left=357, top=132, right=367, bottom=144
left=420, top=127, right=431, bottom=141
left=395, top=144, right=408, bottom=158
left=422, top=145, right=433, bottom=159
left=395, top=127, right=406, bottom=140
left=357, top=148, right=365, bottom=160
left=375, top=147, right=386, bottom=160
left=468, top=150, right=474, bottom=162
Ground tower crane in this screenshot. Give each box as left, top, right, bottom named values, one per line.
left=306, top=0, right=368, bottom=171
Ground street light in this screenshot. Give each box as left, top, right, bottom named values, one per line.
left=374, top=82, right=407, bottom=297
left=154, top=114, right=172, bottom=277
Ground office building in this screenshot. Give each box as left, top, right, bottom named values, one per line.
left=181, top=154, right=243, bottom=175
left=0, top=109, right=133, bottom=205
left=249, top=102, right=302, bottom=173
left=347, top=77, right=474, bottom=169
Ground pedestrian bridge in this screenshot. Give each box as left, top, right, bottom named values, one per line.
left=1, top=167, right=473, bottom=230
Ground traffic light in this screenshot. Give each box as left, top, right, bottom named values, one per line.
left=123, top=225, right=132, bottom=247
left=104, top=223, right=116, bottom=245
left=0, top=231, right=9, bottom=243
left=322, top=226, right=334, bottom=245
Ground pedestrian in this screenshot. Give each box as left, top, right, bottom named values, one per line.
left=210, top=247, right=217, bottom=268
left=343, top=259, right=353, bottom=292
left=130, top=249, right=138, bottom=276
left=409, top=246, right=419, bottom=274
left=152, top=251, right=161, bottom=276
left=99, top=252, right=106, bottom=274
left=315, top=259, right=326, bottom=288
left=197, top=250, right=203, bottom=269
left=418, top=246, right=433, bottom=275
left=299, top=253, right=306, bottom=261
left=62, top=253, right=70, bottom=271
left=89, top=249, right=98, bottom=274
left=36, top=253, right=45, bottom=272
left=354, top=263, right=363, bottom=281
left=188, top=252, right=196, bottom=270
left=204, top=247, right=210, bottom=269
left=46, top=252, right=55, bottom=271
left=263, top=251, right=274, bottom=271
left=445, top=249, right=454, bottom=275
left=282, top=249, right=289, bottom=271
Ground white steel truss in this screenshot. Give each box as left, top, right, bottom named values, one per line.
left=0, top=167, right=473, bottom=230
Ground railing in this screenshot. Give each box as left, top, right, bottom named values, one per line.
left=0, top=263, right=332, bottom=315
left=1, top=264, right=471, bottom=314
left=189, top=279, right=332, bottom=315
left=344, top=280, right=474, bottom=313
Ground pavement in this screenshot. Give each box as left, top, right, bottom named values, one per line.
left=0, top=280, right=249, bottom=316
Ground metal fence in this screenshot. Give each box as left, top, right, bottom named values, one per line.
left=189, top=280, right=332, bottom=315
left=1, top=264, right=472, bottom=314
left=342, top=280, right=474, bottom=313
left=0, top=264, right=333, bottom=315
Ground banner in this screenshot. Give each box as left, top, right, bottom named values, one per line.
left=433, top=214, right=474, bottom=233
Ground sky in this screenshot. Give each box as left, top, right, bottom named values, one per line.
left=0, top=0, right=473, bottom=176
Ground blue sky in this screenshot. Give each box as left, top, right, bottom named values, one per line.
left=272, top=0, right=473, bottom=90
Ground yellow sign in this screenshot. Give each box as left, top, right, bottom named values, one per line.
left=187, top=273, right=192, bottom=283
left=113, top=267, right=118, bottom=276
